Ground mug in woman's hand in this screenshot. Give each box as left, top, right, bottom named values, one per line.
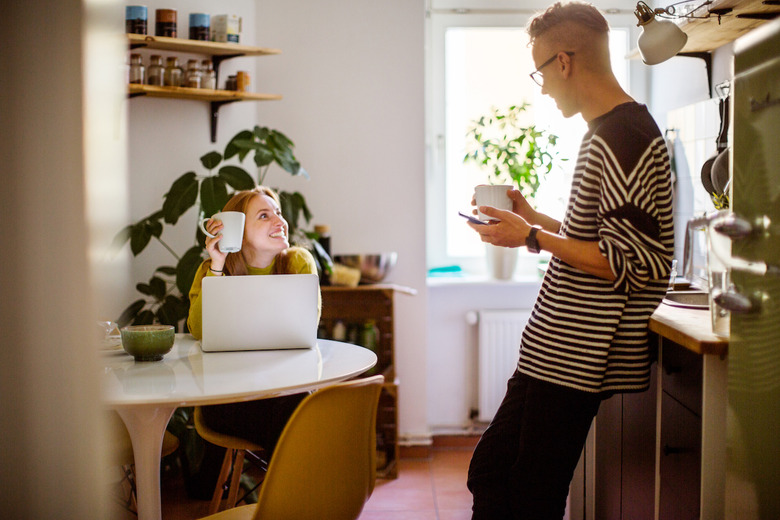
left=199, top=211, right=245, bottom=253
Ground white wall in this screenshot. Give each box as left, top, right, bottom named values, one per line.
left=123, top=0, right=430, bottom=441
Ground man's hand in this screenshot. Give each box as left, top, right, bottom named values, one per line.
left=467, top=206, right=531, bottom=248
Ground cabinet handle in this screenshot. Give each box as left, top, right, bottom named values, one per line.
left=664, top=365, right=682, bottom=375
left=750, top=93, right=780, bottom=112
left=663, top=444, right=693, bottom=456
left=713, top=289, right=766, bottom=314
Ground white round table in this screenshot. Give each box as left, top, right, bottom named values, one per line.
left=102, top=335, right=377, bottom=520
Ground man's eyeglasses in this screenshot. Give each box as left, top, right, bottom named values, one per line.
left=529, top=51, right=575, bottom=87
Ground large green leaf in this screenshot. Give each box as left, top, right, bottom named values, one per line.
left=253, top=125, right=271, bottom=141
left=200, top=151, right=222, bottom=170
left=116, top=299, right=146, bottom=327
left=200, top=176, right=229, bottom=218
left=134, top=310, right=156, bottom=325
left=176, top=246, right=206, bottom=296
left=253, top=146, right=274, bottom=168
left=269, top=129, right=293, bottom=149
left=163, top=172, right=199, bottom=225
left=218, top=165, right=255, bottom=190
left=156, top=266, right=177, bottom=276
left=156, top=295, right=188, bottom=329
left=130, top=221, right=152, bottom=256
left=110, top=225, right=132, bottom=253
left=224, top=130, right=254, bottom=161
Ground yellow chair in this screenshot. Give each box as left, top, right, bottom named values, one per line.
left=197, top=375, right=384, bottom=520
left=194, top=406, right=267, bottom=514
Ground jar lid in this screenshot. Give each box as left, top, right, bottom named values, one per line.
left=155, top=9, right=177, bottom=22
left=189, top=13, right=210, bottom=27
left=314, top=225, right=331, bottom=234
left=126, top=6, right=148, bottom=19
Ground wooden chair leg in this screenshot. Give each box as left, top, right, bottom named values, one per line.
left=209, top=448, right=235, bottom=515
left=226, top=450, right=246, bottom=509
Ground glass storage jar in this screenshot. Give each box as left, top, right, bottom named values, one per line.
left=163, top=57, right=182, bottom=87
left=184, top=59, right=201, bottom=88
left=147, top=55, right=164, bottom=86
left=128, top=53, right=145, bottom=84
left=201, top=60, right=216, bottom=90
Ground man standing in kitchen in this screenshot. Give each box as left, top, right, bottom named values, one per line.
left=465, top=2, right=674, bottom=519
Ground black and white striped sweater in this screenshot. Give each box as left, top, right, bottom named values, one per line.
left=518, top=102, right=675, bottom=394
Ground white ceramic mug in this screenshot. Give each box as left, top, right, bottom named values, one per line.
left=474, top=184, right=513, bottom=221
left=199, top=211, right=245, bottom=253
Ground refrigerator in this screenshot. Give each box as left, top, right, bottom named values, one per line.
left=725, top=18, right=780, bottom=520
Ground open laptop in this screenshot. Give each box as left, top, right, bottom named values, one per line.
left=200, top=273, right=319, bottom=352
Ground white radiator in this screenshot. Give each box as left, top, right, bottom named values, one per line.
left=475, top=309, right=531, bottom=423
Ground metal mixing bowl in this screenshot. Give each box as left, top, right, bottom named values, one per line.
left=333, top=253, right=398, bottom=284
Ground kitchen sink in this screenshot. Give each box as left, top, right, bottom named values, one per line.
left=662, top=290, right=709, bottom=310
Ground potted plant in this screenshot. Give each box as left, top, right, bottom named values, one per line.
left=463, top=103, right=562, bottom=279
left=113, top=125, right=332, bottom=329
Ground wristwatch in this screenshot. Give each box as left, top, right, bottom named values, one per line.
left=525, top=225, right=543, bottom=254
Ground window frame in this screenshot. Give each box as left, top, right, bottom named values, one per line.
left=424, top=7, right=646, bottom=276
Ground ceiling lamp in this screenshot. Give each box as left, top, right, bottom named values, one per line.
left=634, top=1, right=689, bottom=65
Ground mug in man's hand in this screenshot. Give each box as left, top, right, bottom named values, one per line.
left=474, top=184, right=513, bottom=221
left=199, top=211, right=245, bottom=253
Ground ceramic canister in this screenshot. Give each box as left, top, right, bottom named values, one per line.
left=125, top=5, right=148, bottom=35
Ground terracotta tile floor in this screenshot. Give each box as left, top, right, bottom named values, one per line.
left=116, top=436, right=477, bottom=520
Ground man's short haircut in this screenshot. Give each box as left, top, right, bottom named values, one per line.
left=527, top=1, right=609, bottom=44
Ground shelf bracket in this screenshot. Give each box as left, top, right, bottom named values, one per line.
left=210, top=100, right=240, bottom=143
left=678, top=51, right=713, bottom=98
left=211, top=53, right=244, bottom=88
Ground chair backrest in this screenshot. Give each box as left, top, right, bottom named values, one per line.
left=251, top=375, right=384, bottom=520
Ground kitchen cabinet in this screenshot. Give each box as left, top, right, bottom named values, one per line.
left=319, top=284, right=416, bottom=479
left=593, top=365, right=658, bottom=520
left=651, top=305, right=729, bottom=520
left=590, top=305, right=728, bottom=520
left=658, top=339, right=703, bottom=520
left=126, top=34, right=282, bottom=141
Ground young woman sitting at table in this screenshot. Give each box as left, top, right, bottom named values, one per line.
left=187, top=185, right=320, bottom=453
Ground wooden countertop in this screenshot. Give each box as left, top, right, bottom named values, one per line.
left=650, top=303, right=728, bottom=357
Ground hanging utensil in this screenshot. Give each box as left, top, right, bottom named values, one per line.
left=701, top=96, right=729, bottom=194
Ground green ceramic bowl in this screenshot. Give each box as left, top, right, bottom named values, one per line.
left=120, top=325, right=175, bottom=361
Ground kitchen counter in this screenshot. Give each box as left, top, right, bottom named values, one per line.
left=650, top=302, right=728, bottom=357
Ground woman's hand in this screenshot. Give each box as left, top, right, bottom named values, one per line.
left=203, top=218, right=228, bottom=271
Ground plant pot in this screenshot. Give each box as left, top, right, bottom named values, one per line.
left=486, top=244, right=518, bottom=280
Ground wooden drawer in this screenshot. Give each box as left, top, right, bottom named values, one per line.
left=661, top=339, right=702, bottom=416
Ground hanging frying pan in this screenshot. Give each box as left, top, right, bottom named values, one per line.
left=701, top=96, right=729, bottom=194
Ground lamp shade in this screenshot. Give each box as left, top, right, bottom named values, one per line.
left=637, top=17, right=688, bottom=65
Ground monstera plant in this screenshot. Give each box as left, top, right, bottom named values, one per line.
left=114, top=126, right=331, bottom=330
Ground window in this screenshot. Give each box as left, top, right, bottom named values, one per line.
left=426, top=7, right=638, bottom=276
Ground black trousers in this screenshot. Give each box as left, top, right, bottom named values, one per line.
left=467, top=370, right=602, bottom=520
left=200, top=393, right=308, bottom=454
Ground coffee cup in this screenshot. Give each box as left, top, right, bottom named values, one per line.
left=474, top=184, right=513, bottom=221
left=199, top=211, right=245, bottom=253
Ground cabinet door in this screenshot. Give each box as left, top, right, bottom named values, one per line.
left=659, top=392, right=701, bottom=520
left=661, top=339, right=702, bottom=416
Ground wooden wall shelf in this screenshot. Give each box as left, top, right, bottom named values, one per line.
left=677, top=0, right=780, bottom=52
left=126, top=34, right=282, bottom=141
left=128, top=84, right=282, bottom=103
left=127, top=33, right=281, bottom=57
